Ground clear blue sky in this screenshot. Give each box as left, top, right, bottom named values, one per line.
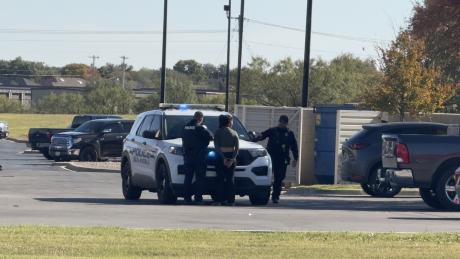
left=0, top=0, right=418, bottom=69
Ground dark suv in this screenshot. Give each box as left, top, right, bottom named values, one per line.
left=49, top=119, right=134, bottom=162
left=341, top=122, right=448, bottom=197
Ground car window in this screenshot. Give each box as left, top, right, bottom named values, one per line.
left=72, top=116, right=90, bottom=128
left=136, top=115, right=154, bottom=137
left=74, top=121, right=105, bottom=133
left=121, top=122, right=134, bottom=133
left=150, top=116, right=161, bottom=132
left=104, top=123, right=123, bottom=134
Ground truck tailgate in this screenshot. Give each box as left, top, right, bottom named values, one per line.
left=382, top=134, right=398, bottom=169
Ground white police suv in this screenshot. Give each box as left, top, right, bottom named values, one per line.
left=121, top=104, right=272, bottom=205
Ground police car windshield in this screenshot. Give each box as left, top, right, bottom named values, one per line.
left=164, top=115, right=250, bottom=141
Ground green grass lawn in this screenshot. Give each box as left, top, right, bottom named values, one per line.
left=0, top=114, right=136, bottom=140
left=0, top=226, right=459, bottom=258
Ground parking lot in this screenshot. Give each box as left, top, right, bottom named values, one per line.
left=1, top=139, right=460, bottom=232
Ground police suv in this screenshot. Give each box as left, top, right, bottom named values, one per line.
left=121, top=104, right=272, bottom=205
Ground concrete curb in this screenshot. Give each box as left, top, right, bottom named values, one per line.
left=52, top=162, right=119, bottom=174
left=286, top=187, right=420, bottom=197
left=6, top=137, right=28, bottom=144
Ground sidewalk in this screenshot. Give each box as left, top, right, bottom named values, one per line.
left=286, top=185, right=420, bottom=197
left=53, top=161, right=120, bottom=173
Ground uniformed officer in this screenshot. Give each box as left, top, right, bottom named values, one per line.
left=182, top=111, right=213, bottom=204
left=256, top=115, right=299, bottom=203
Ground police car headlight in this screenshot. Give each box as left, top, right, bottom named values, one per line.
left=169, top=146, right=184, bottom=156
left=248, top=148, right=268, bottom=158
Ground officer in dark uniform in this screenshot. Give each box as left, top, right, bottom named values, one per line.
left=182, top=111, right=213, bottom=204
left=256, top=115, right=299, bottom=203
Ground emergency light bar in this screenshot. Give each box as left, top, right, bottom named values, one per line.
left=159, top=103, right=225, bottom=112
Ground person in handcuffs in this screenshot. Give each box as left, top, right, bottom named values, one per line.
left=213, top=114, right=240, bottom=206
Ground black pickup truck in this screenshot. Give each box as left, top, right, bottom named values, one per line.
left=29, top=114, right=121, bottom=159
left=49, top=119, right=134, bottom=162
left=382, top=134, right=460, bottom=211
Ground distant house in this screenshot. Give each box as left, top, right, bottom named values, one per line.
left=0, top=76, right=226, bottom=108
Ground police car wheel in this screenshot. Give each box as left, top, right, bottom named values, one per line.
left=249, top=190, right=270, bottom=206
left=156, top=163, right=177, bottom=205
left=122, top=162, right=142, bottom=200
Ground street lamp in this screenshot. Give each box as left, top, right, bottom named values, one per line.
left=224, top=1, right=231, bottom=112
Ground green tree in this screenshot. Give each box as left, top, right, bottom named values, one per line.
left=237, top=55, right=380, bottom=107
left=173, top=60, right=205, bottom=83
left=364, top=32, right=453, bottom=120
left=0, top=96, right=23, bottom=113
left=35, top=93, right=86, bottom=114
left=86, top=81, right=135, bottom=114
left=165, top=79, right=197, bottom=104
left=134, top=94, right=160, bottom=113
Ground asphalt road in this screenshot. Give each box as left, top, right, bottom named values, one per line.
left=1, top=139, right=460, bottom=232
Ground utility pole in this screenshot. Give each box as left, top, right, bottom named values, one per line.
left=160, top=0, right=168, bottom=104
left=235, top=0, right=245, bottom=105
left=302, top=0, right=313, bottom=107
left=120, top=56, right=128, bottom=89
left=224, top=0, right=232, bottom=112
left=89, top=55, right=99, bottom=87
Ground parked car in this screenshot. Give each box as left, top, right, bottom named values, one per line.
left=0, top=121, right=9, bottom=139
left=381, top=134, right=460, bottom=210
left=49, top=119, right=133, bottom=162
left=341, top=122, right=448, bottom=197
left=29, top=114, right=121, bottom=159
left=121, top=104, right=272, bottom=205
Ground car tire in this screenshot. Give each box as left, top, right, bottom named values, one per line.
left=79, top=147, right=98, bottom=162
left=156, top=163, right=177, bottom=205
left=121, top=162, right=142, bottom=200
left=433, top=165, right=460, bottom=211
left=365, top=167, right=402, bottom=198
left=249, top=189, right=270, bottom=206
left=419, top=188, right=443, bottom=209
left=360, top=183, right=376, bottom=196
left=40, top=148, right=53, bottom=160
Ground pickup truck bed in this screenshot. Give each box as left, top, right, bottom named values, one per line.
left=382, top=134, right=460, bottom=210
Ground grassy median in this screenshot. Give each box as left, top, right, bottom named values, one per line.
left=0, top=226, right=459, bottom=258
left=0, top=113, right=136, bottom=140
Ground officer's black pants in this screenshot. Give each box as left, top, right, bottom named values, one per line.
left=272, top=159, right=288, bottom=200
left=216, top=156, right=235, bottom=203
left=184, top=151, right=206, bottom=200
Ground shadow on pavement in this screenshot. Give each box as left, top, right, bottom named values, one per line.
left=35, top=196, right=446, bottom=213
left=388, top=217, right=460, bottom=221
left=35, top=198, right=159, bottom=205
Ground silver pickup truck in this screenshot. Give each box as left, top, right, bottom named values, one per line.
left=0, top=121, right=8, bottom=139
left=381, top=134, right=460, bottom=211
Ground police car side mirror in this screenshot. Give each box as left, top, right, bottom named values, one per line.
left=248, top=131, right=258, bottom=142
left=142, top=130, right=159, bottom=140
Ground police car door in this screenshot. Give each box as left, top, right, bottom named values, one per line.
left=137, top=114, right=162, bottom=187
left=130, top=114, right=154, bottom=187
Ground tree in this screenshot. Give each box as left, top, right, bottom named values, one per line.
left=61, top=64, right=91, bottom=79
left=237, top=55, right=380, bottom=107
left=134, top=94, right=160, bottom=113
left=166, top=79, right=197, bottom=104
left=86, top=81, right=135, bottom=114
left=410, top=0, right=460, bottom=83
left=364, top=32, right=454, bottom=120
left=0, top=96, right=23, bottom=113
left=35, top=93, right=86, bottom=114
left=173, top=60, right=205, bottom=82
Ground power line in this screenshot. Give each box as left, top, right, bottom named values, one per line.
left=245, top=18, right=390, bottom=43
left=0, top=29, right=227, bottom=35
